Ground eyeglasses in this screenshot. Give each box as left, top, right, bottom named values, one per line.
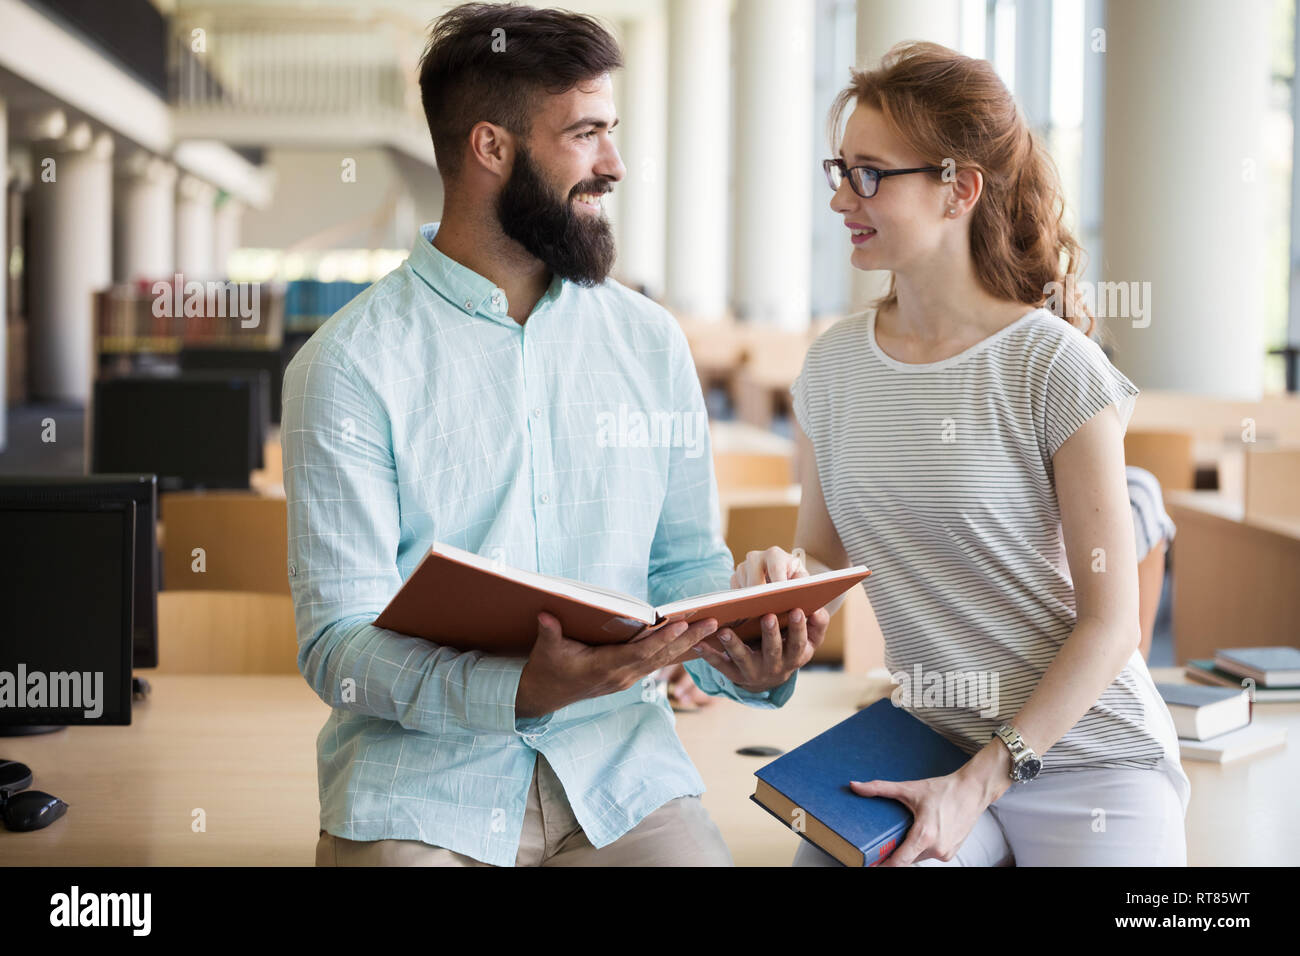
left=823, top=158, right=945, bottom=198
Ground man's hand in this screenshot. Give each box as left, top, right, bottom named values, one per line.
left=692, top=547, right=830, bottom=693
left=514, top=612, right=718, bottom=719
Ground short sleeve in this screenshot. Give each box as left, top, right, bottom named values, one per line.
left=791, top=327, right=832, bottom=439
left=1042, top=332, right=1140, bottom=461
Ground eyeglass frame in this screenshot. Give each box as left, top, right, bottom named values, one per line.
left=823, top=158, right=946, bottom=199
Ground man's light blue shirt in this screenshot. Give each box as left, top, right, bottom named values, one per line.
left=281, top=222, right=796, bottom=866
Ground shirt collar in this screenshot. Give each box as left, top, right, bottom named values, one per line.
left=409, top=221, right=566, bottom=326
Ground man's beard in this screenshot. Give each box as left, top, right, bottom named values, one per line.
left=496, top=145, right=616, bottom=287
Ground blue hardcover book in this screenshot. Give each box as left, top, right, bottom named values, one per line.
left=750, top=698, right=973, bottom=866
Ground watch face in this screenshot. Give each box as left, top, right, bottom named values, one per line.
left=1016, top=757, right=1043, bottom=781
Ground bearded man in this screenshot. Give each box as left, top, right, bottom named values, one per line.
left=284, top=2, right=826, bottom=868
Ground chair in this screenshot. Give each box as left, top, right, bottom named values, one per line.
left=720, top=493, right=884, bottom=667
left=155, top=590, right=299, bottom=674
left=723, top=499, right=800, bottom=569
left=731, top=326, right=812, bottom=429
left=713, top=452, right=795, bottom=491
left=160, top=491, right=289, bottom=593
left=1123, top=430, right=1196, bottom=493
left=678, top=314, right=745, bottom=403
left=1244, top=446, right=1300, bottom=522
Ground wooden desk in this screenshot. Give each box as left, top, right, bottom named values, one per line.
left=2, top=670, right=1294, bottom=866
left=676, top=666, right=1299, bottom=866
left=1149, top=667, right=1300, bottom=867
left=682, top=670, right=893, bottom=865
left=1165, top=490, right=1300, bottom=662
left=0, top=676, right=326, bottom=865
left=1130, top=390, right=1300, bottom=445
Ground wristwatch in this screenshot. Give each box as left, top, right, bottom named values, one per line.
left=993, top=723, right=1042, bottom=782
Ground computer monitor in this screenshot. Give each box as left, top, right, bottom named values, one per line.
left=180, top=347, right=285, bottom=425
left=92, top=372, right=259, bottom=490
left=0, top=498, right=135, bottom=733
left=151, top=366, right=270, bottom=470
left=0, top=475, right=159, bottom=669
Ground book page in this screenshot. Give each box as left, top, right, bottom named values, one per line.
left=654, top=566, right=869, bottom=618
left=431, top=541, right=655, bottom=622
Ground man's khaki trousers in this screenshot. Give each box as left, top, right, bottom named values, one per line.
left=315, top=752, right=733, bottom=866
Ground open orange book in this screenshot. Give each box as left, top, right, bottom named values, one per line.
left=374, top=541, right=871, bottom=661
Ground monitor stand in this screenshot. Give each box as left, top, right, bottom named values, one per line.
left=0, top=725, right=64, bottom=737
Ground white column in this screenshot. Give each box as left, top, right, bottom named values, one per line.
left=27, top=123, right=114, bottom=403
left=175, top=174, right=217, bottom=280
left=732, top=0, right=815, bottom=330
left=615, top=14, right=667, bottom=298
left=0, top=96, right=7, bottom=451
left=848, top=0, right=961, bottom=311
left=1101, top=0, right=1269, bottom=397
left=664, top=0, right=729, bottom=320
left=855, top=0, right=961, bottom=66
left=608, top=58, right=628, bottom=271
left=213, top=195, right=244, bottom=278
left=114, top=152, right=176, bottom=283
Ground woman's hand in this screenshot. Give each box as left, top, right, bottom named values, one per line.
left=729, top=546, right=807, bottom=589
left=851, top=764, right=996, bottom=867
left=694, top=547, right=831, bottom=692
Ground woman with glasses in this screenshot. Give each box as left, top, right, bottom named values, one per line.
left=726, top=42, right=1190, bottom=866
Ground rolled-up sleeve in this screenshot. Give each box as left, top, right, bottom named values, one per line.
left=647, top=324, right=796, bottom=709
left=282, top=338, right=549, bottom=739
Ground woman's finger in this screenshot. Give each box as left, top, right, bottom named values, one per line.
left=849, top=778, right=912, bottom=806
left=743, top=551, right=770, bottom=586
left=790, top=548, right=808, bottom=578
left=877, top=820, right=932, bottom=867
left=763, top=547, right=792, bottom=584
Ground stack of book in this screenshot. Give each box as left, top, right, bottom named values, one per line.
left=1159, top=646, right=1298, bottom=763
left=1182, top=647, right=1300, bottom=702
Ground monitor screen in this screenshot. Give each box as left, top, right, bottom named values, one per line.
left=93, top=373, right=257, bottom=491
left=0, top=475, right=159, bottom=669
left=181, top=347, right=284, bottom=426
left=0, top=501, right=135, bottom=728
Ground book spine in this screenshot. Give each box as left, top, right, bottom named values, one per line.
left=863, top=823, right=910, bottom=867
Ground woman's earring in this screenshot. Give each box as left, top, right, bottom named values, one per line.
left=947, top=206, right=957, bottom=216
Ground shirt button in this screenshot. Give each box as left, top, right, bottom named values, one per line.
left=540, top=493, right=550, bottom=504
left=491, top=290, right=505, bottom=308
left=464, top=299, right=474, bottom=310
left=532, top=407, right=542, bottom=418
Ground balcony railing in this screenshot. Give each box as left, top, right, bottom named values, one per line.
left=167, top=6, right=431, bottom=157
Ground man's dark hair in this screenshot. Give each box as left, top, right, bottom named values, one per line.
left=418, top=3, right=623, bottom=181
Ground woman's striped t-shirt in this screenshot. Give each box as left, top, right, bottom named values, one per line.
left=791, top=307, right=1188, bottom=794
